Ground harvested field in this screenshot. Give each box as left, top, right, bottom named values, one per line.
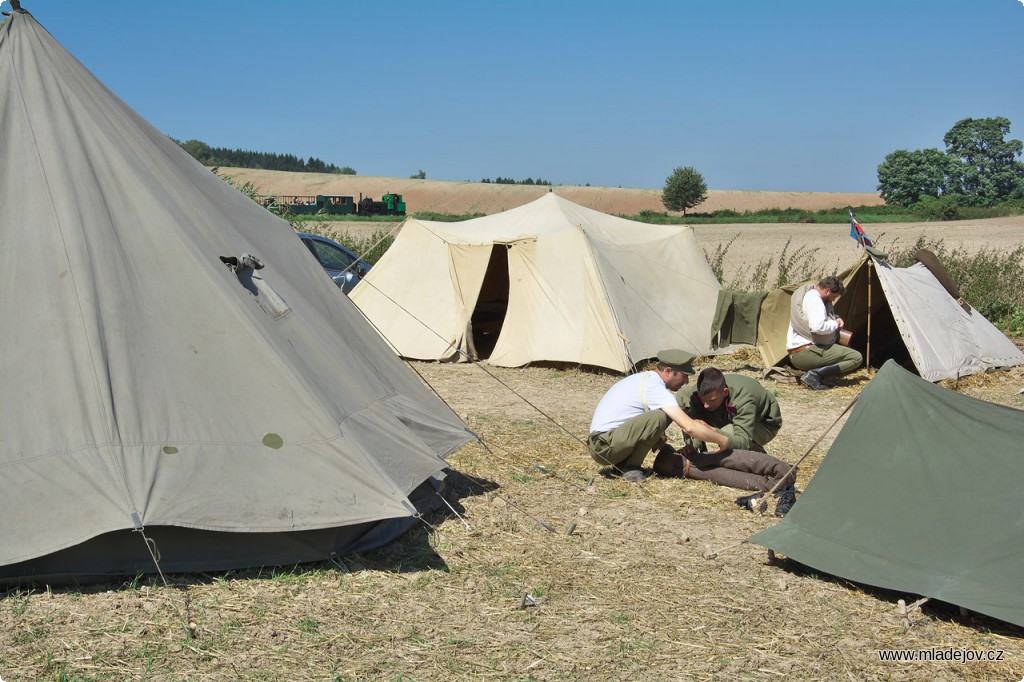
left=3, top=349, right=1024, bottom=680
left=218, top=167, right=886, bottom=216
left=693, top=215, right=1024, bottom=285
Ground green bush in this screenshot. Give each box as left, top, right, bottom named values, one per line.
left=633, top=209, right=676, bottom=224
left=912, top=196, right=962, bottom=221
left=341, top=229, right=395, bottom=266
left=638, top=209, right=669, bottom=220
left=885, top=236, right=1024, bottom=334
left=410, top=212, right=485, bottom=222
left=704, top=237, right=826, bottom=292
left=710, top=231, right=1024, bottom=335
left=293, top=221, right=396, bottom=266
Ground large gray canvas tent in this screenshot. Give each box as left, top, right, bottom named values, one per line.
left=350, top=193, right=723, bottom=373
left=0, top=9, right=473, bottom=583
left=756, top=251, right=1024, bottom=381
left=749, top=361, right=1024, bottom=628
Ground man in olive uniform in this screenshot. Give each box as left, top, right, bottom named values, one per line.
left=653, top=367, right=797, bottom=516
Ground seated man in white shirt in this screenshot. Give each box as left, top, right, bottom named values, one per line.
left=587, top=349, right=729, bottom=482
left=786, top=275, right=862, bottom=390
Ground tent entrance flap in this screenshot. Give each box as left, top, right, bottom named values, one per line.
left=469, top=244, right=510, bottom=360
left=836, top=265, right=912, bottom=373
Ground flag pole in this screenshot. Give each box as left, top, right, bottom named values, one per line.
left=850, top=208, right=873, bottom=375
left=866, top=256, right=873, bottom=374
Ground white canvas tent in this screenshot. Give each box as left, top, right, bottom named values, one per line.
left=0, top=9, right=473, bottom=583
left=350, top=193, right=723, bottom=373
left=757, top=251, right=1024, bottom=381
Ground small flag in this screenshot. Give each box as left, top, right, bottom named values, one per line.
left=849, top=209, right=873, bottom=247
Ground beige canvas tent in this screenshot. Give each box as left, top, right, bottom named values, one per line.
left=757, top=250, right=1024, bottom=381
left=0, top=9, right=473, bottom=583
left=350, top=193, right=723, bottom=373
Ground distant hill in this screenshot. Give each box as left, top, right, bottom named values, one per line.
left=217, top=168, right=885, bottom=216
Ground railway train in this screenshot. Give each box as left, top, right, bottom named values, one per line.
left=261, top=193, right=406, bottom=217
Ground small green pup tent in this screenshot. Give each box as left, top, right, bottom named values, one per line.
left=757, top=251, right=1024, bottom=381
left=0, top=9, right=473, bottom=583
left=350, top=193, right=723, bottom=373
left=749, top=361, right=1024, bottom=628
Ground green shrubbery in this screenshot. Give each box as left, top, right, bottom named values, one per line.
left=705, top=237, right=825, bottom=292
left=409, top=211, right=486, bottom=222
left=885, top=237, right=1024, bottom=335
left=912, top=196, right=962, bottom=221
left=708, top=232, right=1024, bottom=335
left=630, top=203, right=1022, bottom=225
left=292, top=222, right=396, bottom=266
left=336, top=229, right=395, bottom=266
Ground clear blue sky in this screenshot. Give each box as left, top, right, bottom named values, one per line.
left=20, top=0, right=1024, bottom=192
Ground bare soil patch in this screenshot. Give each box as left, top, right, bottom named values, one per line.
left=3, top=348, right=1023, bottom=680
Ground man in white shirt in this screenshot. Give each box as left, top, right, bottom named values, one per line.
left=786, top=276, right=863, bottom=390
left=588, top=349, right=729, bottom=482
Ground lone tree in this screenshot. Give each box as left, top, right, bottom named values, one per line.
left=876, top=148, right=960, bottom=207
left=943, top=116, right=1024, bottom=205
left=662, top=166, right=708, bottom=215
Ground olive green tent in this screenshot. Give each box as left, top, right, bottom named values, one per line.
left=0, top=9, right=473, bottom=583
left=749, top=361, right=1024, bottom=628
left=756, top=251, right=1024, bottom=381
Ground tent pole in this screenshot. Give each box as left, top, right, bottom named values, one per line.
left=759, top=392, right=859, bottom=502
left=866, top=257, right=873, bottom=374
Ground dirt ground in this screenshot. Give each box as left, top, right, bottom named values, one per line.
left=3, top=348, right=1024, bottom=680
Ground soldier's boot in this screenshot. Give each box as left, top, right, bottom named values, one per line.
left=799, top=369, right=828, bottom=391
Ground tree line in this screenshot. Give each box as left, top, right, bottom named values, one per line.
left=876, top=116, right=1024, bottom=212
left=173, top=138, right=356, bottom=175
left=480, top=177, right=553, bottom=186
left=660, top=116, right=1024, bottom=220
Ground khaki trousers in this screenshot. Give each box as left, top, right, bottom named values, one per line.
left=789, top=343, right=862, bottom=375
left=588, top=410, right=671, bottom=468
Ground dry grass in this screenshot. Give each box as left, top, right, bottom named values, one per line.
left=3, top=348, right=1023, bottom=681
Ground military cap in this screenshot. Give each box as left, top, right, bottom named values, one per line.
left=656, top=349, right=696, bottom=375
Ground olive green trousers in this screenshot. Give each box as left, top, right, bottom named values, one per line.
left=587, top=410, right=671, bottom=468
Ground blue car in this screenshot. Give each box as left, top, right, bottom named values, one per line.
left=297, top=232, right=372, bottom=294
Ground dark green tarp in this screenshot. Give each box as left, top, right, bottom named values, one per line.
left=749, top=361, right=1024, bottom=628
